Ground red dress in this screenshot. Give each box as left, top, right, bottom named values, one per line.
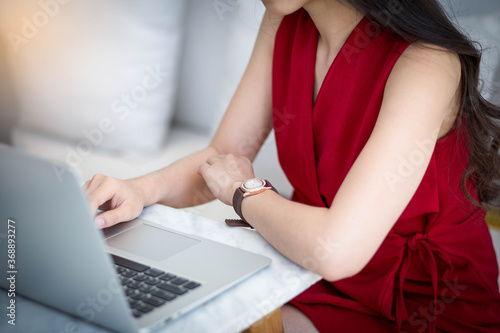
left=272, top=9, right=500, bottom=332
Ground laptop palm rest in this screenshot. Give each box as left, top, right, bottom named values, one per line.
left=106, top=224, right=200, bottom=262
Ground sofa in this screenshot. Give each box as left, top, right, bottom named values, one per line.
left=0, top=0, right=499, bottom=286
left=0, top=0, right=294, bottom=222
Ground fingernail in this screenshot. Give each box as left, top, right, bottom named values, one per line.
left=95, top=217, right=105, bottom=229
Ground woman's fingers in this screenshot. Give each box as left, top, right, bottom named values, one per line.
left=199, top=154, right=255, bottom=205
left=85, top=177, right=119, bottom=215
left=84, top=175, right=145, bottom=229
left=95, top=203, right=139, bottom=229
left=205, top=154, right=227, bottom=165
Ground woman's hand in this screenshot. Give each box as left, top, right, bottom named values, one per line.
left=84, top=175, right=147, bottom=229
left=199, top=154, right=255, bottom=205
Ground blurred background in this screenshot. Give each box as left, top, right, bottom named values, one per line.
left=0, top=0, right=266, bottom=151
left=0, top=0, right=275, bottom=222
left=1, top=0, right=498, bottom=150
left=0, top=0, right=498, bottom=227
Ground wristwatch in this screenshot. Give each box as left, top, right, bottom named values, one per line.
left=225, top=178, right=278, bottom=228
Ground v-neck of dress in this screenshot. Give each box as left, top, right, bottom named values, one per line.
left=310, top=16, right=368, bottom=110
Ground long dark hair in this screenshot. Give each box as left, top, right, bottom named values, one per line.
left=343, top=0, right=500, bottom=207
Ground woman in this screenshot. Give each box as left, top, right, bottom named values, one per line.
left=85, top=0, right=500, bottom=331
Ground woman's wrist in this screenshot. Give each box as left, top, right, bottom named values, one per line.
left=128, top=173, right=161, bottom=208
left=240, top=188, right=276, bottom=226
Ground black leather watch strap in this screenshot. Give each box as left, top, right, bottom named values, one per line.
left=225, top=180, right=278, bottom=228
left=233, top=187, right=246, bottom=222
left=225, top=218, right=254, bottom=229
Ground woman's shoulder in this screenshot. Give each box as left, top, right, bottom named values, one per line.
left=385, top=42, right=461, bottom=105
left=395, top=42, right=461, bottom=86
left=382, top=42, right=462, bottom=137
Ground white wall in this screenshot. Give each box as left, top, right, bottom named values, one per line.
left=440, top=0, right=500, bottom=15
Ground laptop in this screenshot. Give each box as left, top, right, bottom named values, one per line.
left=0, top=145, right=271, bottom=332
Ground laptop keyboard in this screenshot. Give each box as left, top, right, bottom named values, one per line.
left=111, top=254, right=201, bottom=318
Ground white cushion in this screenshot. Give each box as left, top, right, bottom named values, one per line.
left=12, top=126, right=207, bottom=182
left=210, top=0, right=266, bottom=134
left=175, top=0, right=267, bottom=134
left=174, top=0, right=233, bottom=133
left=11, top=125, right=241, bottom=222
left=1, top=0, right=186, bottom=153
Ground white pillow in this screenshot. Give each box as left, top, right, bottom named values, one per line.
left=211, top=0, right=266, bottom=135
left=175, top=0, right=266, bottom=134
left=1, top=0, right=186, bottom=154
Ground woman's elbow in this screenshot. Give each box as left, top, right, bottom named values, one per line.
left=315, top=253, right=366, bottom=282
left=304, top=223, right=371, bottom=282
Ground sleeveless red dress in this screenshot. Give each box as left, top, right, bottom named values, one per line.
left=272, top=9, right=500, bottom=332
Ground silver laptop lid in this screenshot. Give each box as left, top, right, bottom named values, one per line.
left=0, top=146, right=137, bottom=333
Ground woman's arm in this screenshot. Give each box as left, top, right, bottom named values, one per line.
left=200, top=44, right=461, bottom=281
left=85, top=12, right=284, bottom=228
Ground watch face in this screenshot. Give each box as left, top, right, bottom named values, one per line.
left=242, top=178, right=265, bottom=191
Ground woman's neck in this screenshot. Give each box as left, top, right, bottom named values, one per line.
left=303, top=1, right=363, bottom=57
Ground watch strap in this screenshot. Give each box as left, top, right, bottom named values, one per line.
left=232, top=186, right=246, bottom=223
left=225, top=218, right=254, bottom=229
left=225, top=180, right=277, bottom=228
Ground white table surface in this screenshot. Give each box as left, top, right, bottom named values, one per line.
left=1, top=204, right=321, bottom=333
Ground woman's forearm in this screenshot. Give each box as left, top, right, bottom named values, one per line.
left=240, top=190, right=353, bottom=281
left=135, top=146, right=220, bottom=209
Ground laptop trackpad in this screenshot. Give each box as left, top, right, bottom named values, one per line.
left=107, top=224, right=200, bottom=262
